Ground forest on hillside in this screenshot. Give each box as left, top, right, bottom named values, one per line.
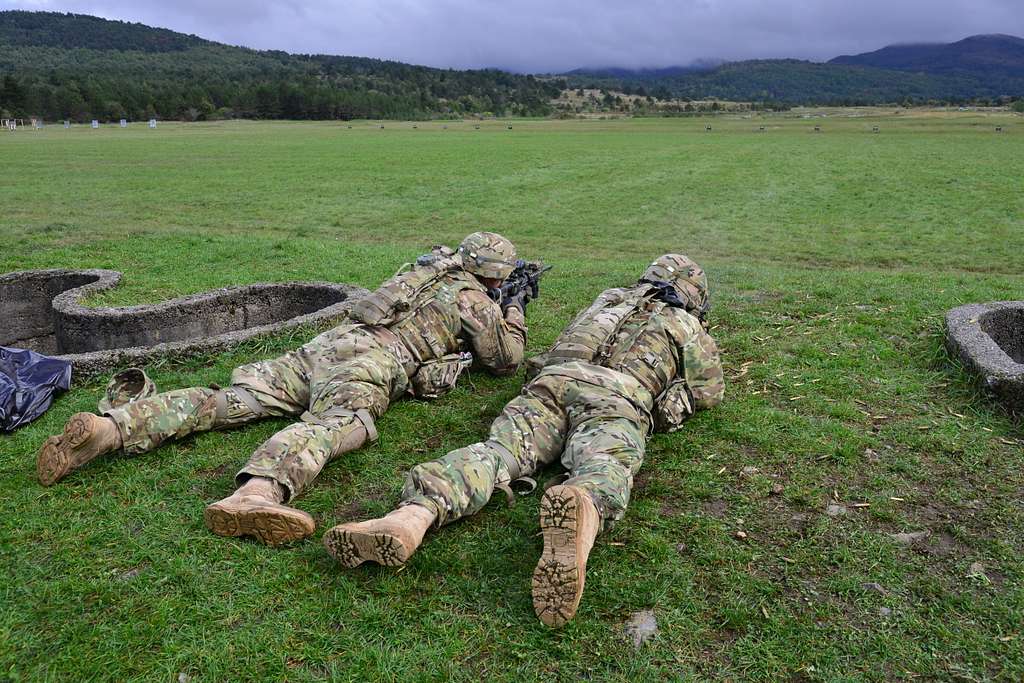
left=0, top=11, right=564, bottom=122
left=564, top=59, right=1024, bottom=106
left=4, top=11, right=1023, bottom=122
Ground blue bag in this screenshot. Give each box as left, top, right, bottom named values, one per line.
left=0, top=347, right=72, bottom=431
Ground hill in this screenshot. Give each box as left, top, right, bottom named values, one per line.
left=4, top=12, right=1023, bottom=120
left=830, top=34, right=1024, bottom=77
left=0, top=11, right=563, bottom=122
left=565, top=35, right=1024, bottom=105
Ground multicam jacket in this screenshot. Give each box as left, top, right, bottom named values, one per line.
left=351, top=250, right=526, bottom=388
left=527, top=283, right=724, bottom=431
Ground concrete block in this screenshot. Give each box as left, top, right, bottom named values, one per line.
left=945, top=301, right=1024, bottom=416
left=0, top=269, right=368, bottom=378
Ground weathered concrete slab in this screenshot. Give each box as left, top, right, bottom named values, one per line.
left=0, top=269, right=368, bottom=377
left=945, top=301, right=1024, bottom=416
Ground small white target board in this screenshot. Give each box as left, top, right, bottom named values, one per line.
left=120, top=119, right=127, bottom=128
left=149, top=119, right=157, bottom=129
left=64, top=120, right=71, bottom=129
left=91, top=120, right=99, bottom=129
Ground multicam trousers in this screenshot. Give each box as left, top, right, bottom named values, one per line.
left=401, top=361, right=654, bottom=532
left=105, top=324, right=412, bottom=500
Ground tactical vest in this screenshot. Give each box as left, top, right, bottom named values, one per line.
left=350, top=254, right=486, bottom=364
left=539, top=285, right=679, bottom=397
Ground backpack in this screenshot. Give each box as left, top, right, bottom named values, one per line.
left=350, top=247, right=463, bottom=327
left=526, top=286, right=666, bottom=379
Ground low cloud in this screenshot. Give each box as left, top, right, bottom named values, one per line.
left=3, top=0, right=1022, bottom=72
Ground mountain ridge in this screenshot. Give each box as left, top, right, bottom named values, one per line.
left=829, top=33, right=1024, bottom=75
left=562, top=35, right=1024, bottom=104
left=565, top=34, right=1024, bottom=80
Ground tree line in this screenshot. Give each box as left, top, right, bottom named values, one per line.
left=0, top=11, right=563, bottom=121
left=0, top=69, right=562, bottom=122
left=563, top=59, right=1024, bottom=106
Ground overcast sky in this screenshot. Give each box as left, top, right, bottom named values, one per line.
left=3, top=0, right=1022, bottom=72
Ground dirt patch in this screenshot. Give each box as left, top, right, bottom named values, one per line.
left=196, top=463, right=230, bottom=479
left=633, top=469, right=653, bottom=492
left=917, top=531, right=959, bottom=558
left=788, top=512, right=815, bottom=535
left=703, top=499, right=728, bottom=518
left=330, top=498, right=368, bottom=521
left=659, top=501, right=683, bottom=517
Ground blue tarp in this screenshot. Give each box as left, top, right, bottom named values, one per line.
left=0, top=347, right=72, bottom=431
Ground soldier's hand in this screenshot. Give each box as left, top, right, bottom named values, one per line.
left=528, top=277, right=542, bottom=301
left=502, top=288, right=529, bottom=315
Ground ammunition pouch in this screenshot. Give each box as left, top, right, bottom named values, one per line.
left=409, top=352, right=473, bottom=399
left=653, top=382, right=695, bottom=433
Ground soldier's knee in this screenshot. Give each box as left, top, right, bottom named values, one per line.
left=230, top=355, right=308, bottom=407
left=311, top=407, right=378, bottom=443
left=405, top=461, right=452, bottom=498
left=312, top=380, right=389, bottom=415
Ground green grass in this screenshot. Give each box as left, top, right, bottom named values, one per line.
left=1, top=113, right=1022, bottom=682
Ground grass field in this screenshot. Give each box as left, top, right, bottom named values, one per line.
left=1, top=113, right=1023, bottom=682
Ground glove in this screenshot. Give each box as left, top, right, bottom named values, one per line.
left=501, top=288, right=529, bottom=314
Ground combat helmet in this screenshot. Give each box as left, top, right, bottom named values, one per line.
left=97, top=367, right=157, bottom=413
left=458, top=232, right=517, bottom=280
left=642, top=254, right=709, bottom=317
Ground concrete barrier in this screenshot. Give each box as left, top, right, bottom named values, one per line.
left=0, top=269, right=368, bottom=377
left=945, top=301, right=1024, bottom=416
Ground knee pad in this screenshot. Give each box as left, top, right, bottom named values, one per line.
left=301, top=408, right=378, bottom=443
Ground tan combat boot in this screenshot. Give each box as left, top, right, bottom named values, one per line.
left=37, top=413, right=123, bottom=486
left=322, top=504, right=436, bottom=568
left=204, top=477, right=315, bottom=546
left=532, top=484, right=601, bottom=627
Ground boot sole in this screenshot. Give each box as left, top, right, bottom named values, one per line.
left=37, top=413, right=96, bottom=486
left=533, top=486, right=587, bottom=628
left=323, top=527, right=410, bottom=568
left=204, top=501, right=315, bottom=546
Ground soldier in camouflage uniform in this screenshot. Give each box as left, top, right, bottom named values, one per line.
left=324, top=254, right=724, bottom=627
left=36, top=232, right=528, bottom=546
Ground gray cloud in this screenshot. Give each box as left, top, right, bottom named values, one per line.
left=3, top=0, right=1022, bottom=72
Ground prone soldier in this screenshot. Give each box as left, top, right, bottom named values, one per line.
left=36, top=232, right=529, bottom=546
left=324, top=254, right=725, bottom=626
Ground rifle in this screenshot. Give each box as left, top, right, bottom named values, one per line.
left=639, top=278, right=710, bottom=323
left=498, top=259, right=552, bottom=312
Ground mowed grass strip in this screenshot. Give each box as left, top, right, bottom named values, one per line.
left=1, top=114, right=1022, bottom=681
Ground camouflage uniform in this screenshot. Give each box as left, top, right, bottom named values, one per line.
left=104, top=241, right=526, bottom=501
left=400, top=280, right=724, bottom=531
